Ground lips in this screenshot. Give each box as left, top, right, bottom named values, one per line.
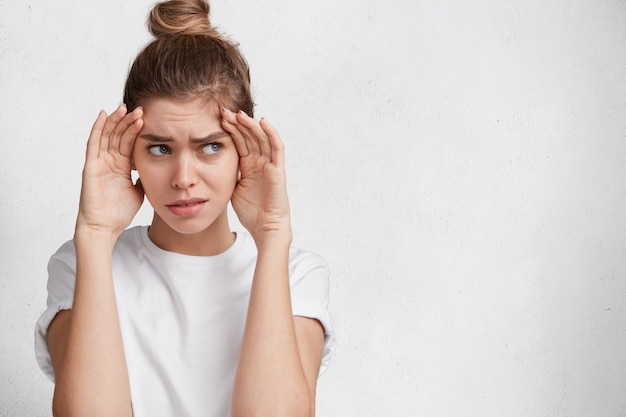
left=166, top=198, right=208, bottom=217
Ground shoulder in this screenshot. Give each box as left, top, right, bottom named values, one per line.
left=287, top=244, right=330, bottom=300
left=114, top=225, right=146, bottom=250
left=49, top=238, right=76, bottom=266
left=49, top=226, right=148, bottom=269
left=236, top=231, right=329, bottom=275
left=288, top=245, right=329, bottom=277
left=111, top=226, right=151, bottom=264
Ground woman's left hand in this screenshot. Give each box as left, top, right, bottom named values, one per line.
left=221, top=108, right=292, bottom=245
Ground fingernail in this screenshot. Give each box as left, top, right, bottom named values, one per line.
left=239, top=110, right=248, bottom=117
left=222, top=107, right=232, bottom=115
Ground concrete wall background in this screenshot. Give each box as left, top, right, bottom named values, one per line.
left=1, top=1, right=625, bottom=415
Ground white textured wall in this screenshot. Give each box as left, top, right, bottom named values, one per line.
left=2, top=1, right=626, bottom=415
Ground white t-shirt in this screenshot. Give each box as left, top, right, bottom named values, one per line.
left=35, top=226, right=336, bottom=417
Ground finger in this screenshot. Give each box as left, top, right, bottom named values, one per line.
left=100, top=104, right=127, bottom=153
left=224, top=109, right=260, bottom=155
left=86, top=110, right=107, bottom=160
left=260, top=118, right=285, bottom=166
left=109, top=106, right=142, bottom=154
left=119, top=110, right=144, bottom=157
left=221, top=108, right=249, bottom=157
left=236, top=110, right=271, bottom=157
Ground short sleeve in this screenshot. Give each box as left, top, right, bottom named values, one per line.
left=34, top=240, right=78, bottom=382
left=288, top=250, right=337, bottom=377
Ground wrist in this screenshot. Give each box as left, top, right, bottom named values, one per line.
left=251, top=230, right=293, bottom=252
left=74, top=224, right=120, bottom=250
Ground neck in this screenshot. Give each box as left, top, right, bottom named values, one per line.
left=147, top=212, right=235, bottom=256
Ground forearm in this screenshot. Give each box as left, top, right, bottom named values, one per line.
left=52, top=228, right=131, bottom=417
left=232, top=235, right=312, bottom=417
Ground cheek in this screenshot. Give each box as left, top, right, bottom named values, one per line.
left=227, top=157, right=240, bottom=186
left=133, top=159, right=161, bottom=198
left=136, top=168, right=158, bottom=200
left=219, top=150, right=240, bottom=179
left=217, top=163, right=239, bottom=195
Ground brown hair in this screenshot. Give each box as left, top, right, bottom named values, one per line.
left=123, top=0, right=254, bottom=116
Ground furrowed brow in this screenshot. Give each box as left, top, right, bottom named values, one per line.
left=138, top=132, right=229, bottom=143
left=190, top=131, right=230, bottom=143
left=139, top=134, right=173, bottom=143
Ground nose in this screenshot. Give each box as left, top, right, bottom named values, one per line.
left=171, top=153, right=198, bottom=189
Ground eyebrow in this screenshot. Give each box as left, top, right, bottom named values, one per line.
left=139, top=131, right=229, bottom=143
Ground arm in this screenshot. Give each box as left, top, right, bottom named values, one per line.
left=48, top=105, right=144, bottom=417
left=222, top=110, right=325, bottom=417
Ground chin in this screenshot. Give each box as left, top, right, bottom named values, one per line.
left=154, top=208, right=227, bottom=236
left=167, top=218, right=219, bottom=236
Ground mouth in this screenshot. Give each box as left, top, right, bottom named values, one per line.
left=167, top=198, right=207, bottom=206
left=166, top=198, right=208, bottom=217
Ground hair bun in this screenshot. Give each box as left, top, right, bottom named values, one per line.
left=149, top=0, right=219, bottom=37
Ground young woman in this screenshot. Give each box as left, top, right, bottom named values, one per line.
left=34, top=1, right=336, bottom=416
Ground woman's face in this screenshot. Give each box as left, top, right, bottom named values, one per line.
left=133, top=97, right=239, bottom=245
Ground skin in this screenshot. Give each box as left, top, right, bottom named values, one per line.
left=47, top=98, right=325, bottom=417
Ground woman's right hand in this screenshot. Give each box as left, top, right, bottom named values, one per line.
left=76, top=104, right=144, bottom=238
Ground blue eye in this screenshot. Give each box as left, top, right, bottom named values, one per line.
left=203, top=143, right=222, bottom=154
left=148, top=145, right=170, bottom=156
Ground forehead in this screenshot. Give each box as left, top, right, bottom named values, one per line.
left=140, top=97, right=223, bottom=136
